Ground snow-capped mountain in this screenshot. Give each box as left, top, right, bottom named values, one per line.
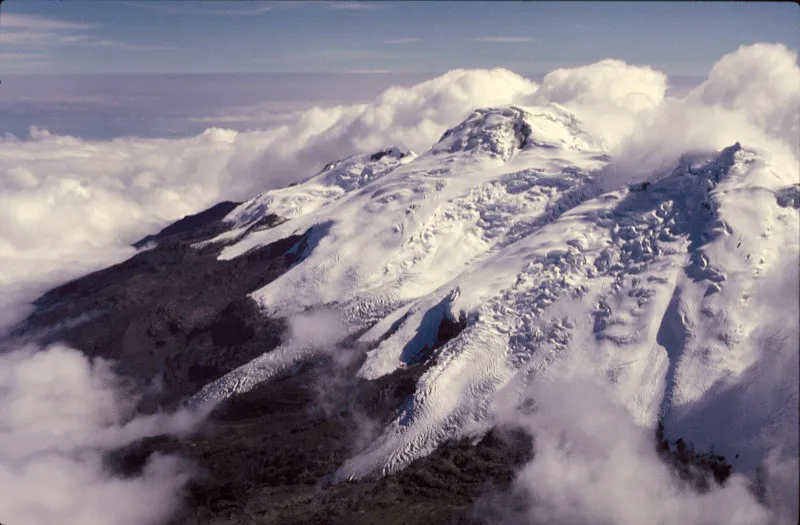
left=8, top=99, right=796, bottom=525
left=185, top=102, right=798, bottom=489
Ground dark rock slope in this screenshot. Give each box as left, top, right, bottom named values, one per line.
left=11, top=210, right=300, bottom=405
left=9, top=202, right=534, bottom=524
left=111, top=358, right=533, bottom=525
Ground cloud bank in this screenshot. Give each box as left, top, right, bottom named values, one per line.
left=0, top=344, right=206, bottom=525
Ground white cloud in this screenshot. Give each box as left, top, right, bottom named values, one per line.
left=528, top=59, right=668, bottom=152
left=324, top=1, right=381, bottom=10
left=0, top=51, right=45, bottom=60
left=344, top=69, right=393, bottom=74
left=0, top=13, right=93, bottom=51
left=687, top=43, right=800, bottom=156
left=2, top=13, right=95, bottom=31
left=534, top=58, right=668, bottom=112
left=0, top=344, right=206, bottom=525
left=91, top=39, right=174, bottom=51
left=525, top=46, right=799, bottom=189
left=123, top=1, right=273, bottom=16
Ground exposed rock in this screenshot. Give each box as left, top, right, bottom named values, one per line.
left=11, top=202, right=299, bottom=405
left=108, top=357, right=533, bottom=525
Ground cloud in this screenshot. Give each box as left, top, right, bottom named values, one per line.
left=244, top=67, right=539, bottom=171
left=91, top=39, right=174, bottom=51
left=0, top=10, right=174, bottom=68
left=324, top=1, right=381, bottom=10
left=482, top=373, right=772, bottom=525
left=686, top=43, right=800, bottom=155
left=521, top=58, right=668, bottom=163
left=524, top=46, right=799, bottom=191
left=2, top=13, right=95, bottom=31
left=383, top=38, right=422, bottom=45
left=534, top=58, right=668, bottom=111
left=0, top=51, right=45, bottom=60
left=0, top=344, right=207, bottom=525
left=122, top=1, right=273, bottom=16
left=601, top=44, right=799, bottom=189
left=474, top=36, right=535, bottom=43
left=0, top=13, right=93, bottom=50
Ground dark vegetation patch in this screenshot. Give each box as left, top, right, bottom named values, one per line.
left=14, top=199, right=527, bottom=524
left=107, top=357, right=533, bottom=525
left=10, top=202, right=302, bottom=406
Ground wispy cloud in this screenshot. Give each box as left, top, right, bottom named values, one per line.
left=0, top=51, right=46, bottom=60
left=383, top=38, right=422, bottom=45
left=474, top=36, right=535, bottom=43
left=1, top=11, right=175, bottom=62
left=123, top=1, right=273, bottom=16
left=2, top=13, right=95, bottom=31
left=324, top=1, right=381, bottom=10
left=0, top=13, right=94, bottom=48
left=92, top=39, right=175, bottom=51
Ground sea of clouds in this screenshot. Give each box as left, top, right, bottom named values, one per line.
left=0, top=42, right=798, bottom=524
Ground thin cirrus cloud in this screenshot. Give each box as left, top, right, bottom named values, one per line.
left=474, top=36, right=535, bottom=43
left=1, top=12, right=95, bottom=31
left=323, top=1, right=382, bottom=10
left=383, top=38, right=423, bottom=45
left=1, top=12, right=168, bottom=53
left=122, top=1, right=273, bottom=16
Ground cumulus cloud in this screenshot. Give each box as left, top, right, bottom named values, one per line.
left=687, top=43, right=800, bottom=153
left=528, top=44, right=798, bottom=187
left=524, top=44, right=798, bottom=190
left=528, top=59, right=668, bottom=150
left=0, top=344, right=206, bottom=525
left=534, top=58, right=668, bottom=111
left=599, top=98, right=799, bottom=192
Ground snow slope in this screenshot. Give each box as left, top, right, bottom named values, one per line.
left=190, top=104, right=798, bottom=505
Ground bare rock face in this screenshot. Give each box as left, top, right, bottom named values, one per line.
left=108, top=357, right=534, bottom=525
left=10, top=201, right=300, bottom=405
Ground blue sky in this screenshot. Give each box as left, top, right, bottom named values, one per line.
left=1, top=1, right=798, bottom=76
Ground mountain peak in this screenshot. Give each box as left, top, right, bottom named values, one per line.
left=431, top=105, right=603, bottom=160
